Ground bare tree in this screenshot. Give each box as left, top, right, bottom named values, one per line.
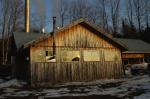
left=133, top=0, right=145, bottom=32
left=125, top=0, right=134, bottom=26
left=0, top=0, right=24, bottom=64
left=1, top=0, right=9, bottom=64
left=143, top=0, right=150, bottom=28
left=31, top=0, right=46, bottom=32
left=111, top=0, right=120, bottom=34
left=67, top=0, right=96, bottom=23
left=60, top=0, right=69, bottom=27
left=96, top=0, right=109, bottom=32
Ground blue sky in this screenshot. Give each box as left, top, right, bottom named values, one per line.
left=43, top=0, right=53, bottom=32
left=31, top=0, right=53, bottom=32
left=31, top=0, right=126, bottom=32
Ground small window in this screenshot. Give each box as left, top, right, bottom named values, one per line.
left=104, top=49, right=121, bottom=61
left=45, top=50, right=55, bottom=62
left=61, top=51, right=80, bottom=62
left=45, top=51, right=53, bottom=56
left=45, top=51, right=49, bottom=56
left=83, top=50, right=100, bottom=61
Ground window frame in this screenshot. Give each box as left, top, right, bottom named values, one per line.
left=60, top=49, right=81, bottom=62
left=45, top=48, right=55, bottom=62
left=83, top=50, right=101, bottom=62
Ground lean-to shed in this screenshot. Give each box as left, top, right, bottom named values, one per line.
left=115, top=38, right=150, bottom=65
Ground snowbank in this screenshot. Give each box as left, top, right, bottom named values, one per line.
left=0, top=79, right=4, bottom=83
left=134, top=92, right=150, bottom=99
left=54, top=79, right=124, bottom=87
left=0, top=79, right=26, bottom=88
left=0, top=75, right=150, bottom=99
left=41, top=75, right=150, bottom=98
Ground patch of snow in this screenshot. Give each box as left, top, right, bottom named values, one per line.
left=0, top=79, right=5, bottom=83
left=55, top=79, right=124, bottom=87
left=13, top=91, right=33, bottom=97
left=102, top=87, right=127, bottom=95
left=1, top=93, right=12, bottom=97
left=48, top=59, right=56, bottom=62
left=1, top=91, right=34, bottom=97
left=3, top=88, right=17, bottom=93
left=0, top=96, right=6, bottom=99
left=125, top=68, right=132, bottom=75
left=40, top=88, right=70, bottom=97
left=0, top=75, right=150, bottom=99
left=5, top=76, right=11, bottom=80
left=0, top=79, right=26, bottom=88
left=134, top=92, right=150, bottom=99
left=131, top=63, right=148, bottom=69
left=121, top=75, right=150, bottom=89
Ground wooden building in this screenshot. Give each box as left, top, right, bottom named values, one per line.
left=115, top=38, right=150, bottom=65
left=13, top=20, right=126, bottom=86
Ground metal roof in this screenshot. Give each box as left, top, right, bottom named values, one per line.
left=115, top=38, right=150, bottom=52
left=13, top=32, right=49, bottom=49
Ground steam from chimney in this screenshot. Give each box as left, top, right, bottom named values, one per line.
left=52, top=0, right=61, bottom=27
left=33, top=0, right=46, bottom=29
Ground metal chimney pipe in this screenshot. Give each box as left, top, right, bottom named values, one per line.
left=52, top=17, right=56, bottom=56
left=25, top=0, right=30, bottom=33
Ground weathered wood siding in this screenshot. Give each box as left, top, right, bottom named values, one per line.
left=31, top=61, right=123, bottom=86
left=122, top=53, right=144, bottom=59
left=30, top=37, right=53, bottom=62
left=29, top=23, right=124, bottom=86
left=55, top=24, right=114, bottom=48
left=30, top=24, right=121, bottom=62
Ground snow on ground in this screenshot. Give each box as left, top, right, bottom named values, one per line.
left=0, top=75, right=150, bottom=99
left=0, top=79, right=26, bottom=88
left=0, top=79, right=4, bottom=83
left=134, top=92, right=150, bottom=99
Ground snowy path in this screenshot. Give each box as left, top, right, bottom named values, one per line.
left=0, top=75, right=150, bottom=99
